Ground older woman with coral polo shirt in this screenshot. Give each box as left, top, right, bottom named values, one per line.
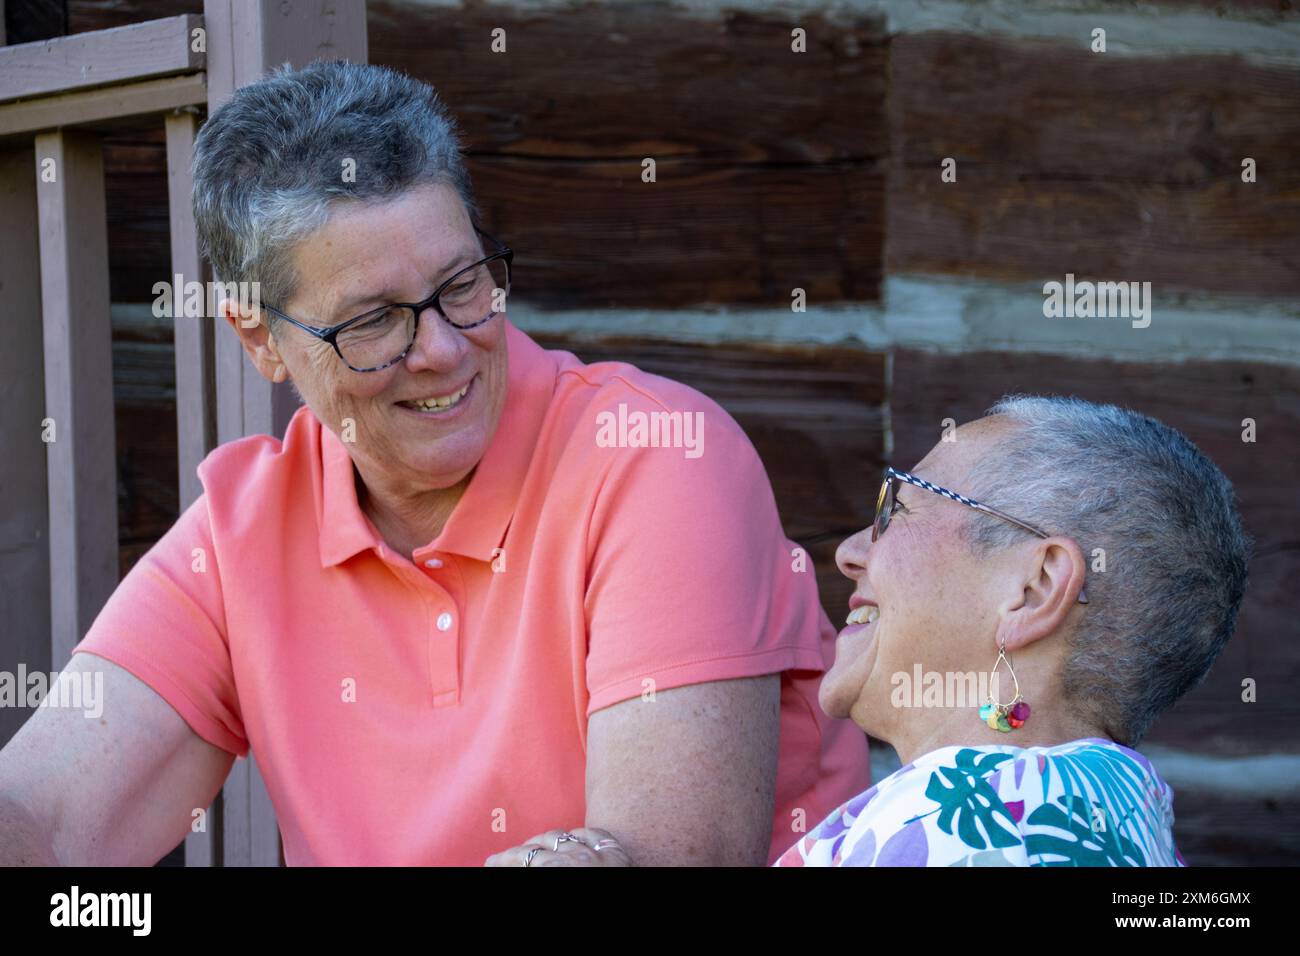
left=0, top=61, right=868, bottom=867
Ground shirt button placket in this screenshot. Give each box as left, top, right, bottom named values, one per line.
left=419, top=555, right=460, bottom=708
left=430, top=607, right=458, bottom=707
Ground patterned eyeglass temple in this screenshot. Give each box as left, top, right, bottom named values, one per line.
left=881, top=467, right=1089, bottom=605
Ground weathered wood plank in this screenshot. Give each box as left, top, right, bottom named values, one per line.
left=103, top=130, right=171, bottom=301
left=0, top=144, right=52, bottom=749
left=887, top=32, right=1300, bottom=297
left=473, top=157, right=883, bottom=309
left=0, top=73, right=207, bottom=141
left=890, top=348, right=1300, bottom=757
left=0, top=14, right=203, bottom=102
left=35, top=129, right=119, bottom=666
left=376, top=0, right=887, bottom=308
left=370, top=1, right=886, bottom=162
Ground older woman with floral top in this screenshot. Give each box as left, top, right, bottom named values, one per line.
left=775, top=395, right=1249, bottom=866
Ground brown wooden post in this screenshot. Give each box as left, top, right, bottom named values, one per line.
left=0, top=144, right=51, bottom=750
left=199, top=0, right=369, bottom=867
left=34, top=130, right=119, bottom=669
left=166, top=107, right=222, bottom=866
left=166, top=109, right=217, bottom=515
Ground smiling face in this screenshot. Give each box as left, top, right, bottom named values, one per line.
left=819, top=419, right=1019, bottom=738
left=231, top=182, right=509, bottom=498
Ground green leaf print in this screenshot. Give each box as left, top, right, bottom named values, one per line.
left=913, top=748, right=1021, bottom=851
left=1024, top=794, right=1145, bottom=866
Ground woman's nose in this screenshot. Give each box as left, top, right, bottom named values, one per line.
left=835, top=527, right=872, bottom=581
left=404, top=306, right=467, bottom=371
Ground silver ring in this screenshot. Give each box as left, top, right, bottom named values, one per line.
left=523, top=846, right=543, bottom=867
left=553, top=832, right=584, bottom=851
left=591, top=839, right=620, bottom=852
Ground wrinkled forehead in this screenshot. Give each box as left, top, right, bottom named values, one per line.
left=908, top=414, right=1019, bottom=490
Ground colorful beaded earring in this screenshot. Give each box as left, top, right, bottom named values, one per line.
left=979, top=641, right=1030, bottom=732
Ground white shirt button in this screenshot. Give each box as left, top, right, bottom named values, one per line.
left=424, top=558, right=443, bottom=569
left=436, top=612, right=453, bottom=631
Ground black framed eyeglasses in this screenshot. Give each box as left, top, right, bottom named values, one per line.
left=873, top=466, right=1088, bottom=604
left=262, top=225, right=513, bottom=373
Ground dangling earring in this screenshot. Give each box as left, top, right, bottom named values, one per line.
left=979, top=641, right=1030, bottom=732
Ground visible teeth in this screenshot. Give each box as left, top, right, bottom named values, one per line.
left=406, top=382, right=469, bottom=411
left=846, top=605, right=879, bottom=626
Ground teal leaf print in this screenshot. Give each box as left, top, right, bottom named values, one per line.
left=913, top=748, right=1021, bottom=851
left=1063, top=744, right=1161, bottom=862
left=1024, top=794, right=1144, bottom=866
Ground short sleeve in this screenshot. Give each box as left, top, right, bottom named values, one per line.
left=72, top=494, right=249, bottom=756
left=583, top=388, right=827, bottom=715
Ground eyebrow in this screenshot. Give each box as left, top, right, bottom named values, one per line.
left=329, top=249, right=480, bottom=322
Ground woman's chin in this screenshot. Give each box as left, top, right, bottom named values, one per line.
left=820, top=629, right=882, bottom=720
left=818, top=668, right=865, bottom=720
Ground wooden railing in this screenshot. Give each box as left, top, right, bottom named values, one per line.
left=0, top=0, right=368, bottom=866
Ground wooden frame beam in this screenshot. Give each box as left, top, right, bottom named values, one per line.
left=165, top=109, right=217, bottom=513
left=0, top=15, right=204, bottom=103
left=0, top=73, right=207, bottom=141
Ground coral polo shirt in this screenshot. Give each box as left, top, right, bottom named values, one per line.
left=74, top=320, right=870, bottom=865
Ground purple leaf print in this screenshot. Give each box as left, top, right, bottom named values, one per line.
left=1004, top=799, right=1025, bottom=823
left=817, top=808, right=852, bottom=843
left=874, top=821, right=929, bottom=866
left=843, top=786, right=879, bottom=820
left=830, top=832, right=847, bottom=862
left=842, top=829, right=878, bottom=867
left=1014, top=759, right=1026, bottom=788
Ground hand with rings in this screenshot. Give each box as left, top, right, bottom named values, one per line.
left=484, top=827, right=633, bottom=867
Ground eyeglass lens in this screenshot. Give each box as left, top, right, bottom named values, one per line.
left=336, top=257, right=509, bottom=370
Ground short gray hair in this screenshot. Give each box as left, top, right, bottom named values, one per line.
left=961, top=395, right=1250, bottom=747
left=192, top=60, right=480, bottom=324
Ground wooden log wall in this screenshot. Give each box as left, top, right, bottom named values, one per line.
left=49, top=0, right=1300, bottom=864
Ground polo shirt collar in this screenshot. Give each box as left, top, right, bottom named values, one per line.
left=318, top=319, right=556, bottom=568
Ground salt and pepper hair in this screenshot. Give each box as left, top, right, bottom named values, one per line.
left=961, top=395, right=1250, bottom=747
left=191, top=60, right=480, bottom=328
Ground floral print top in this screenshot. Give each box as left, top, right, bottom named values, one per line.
left=774, top=737, right=1186, bottom=867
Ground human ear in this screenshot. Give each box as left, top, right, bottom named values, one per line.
left=219, top=298, right=286, bottom=384
left=995, top=537, right=1087, bottom=651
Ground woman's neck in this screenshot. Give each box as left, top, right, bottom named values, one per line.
left=354, top=464, right=472, bottom=558
left=888, top=709, right=1109, bottom=768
